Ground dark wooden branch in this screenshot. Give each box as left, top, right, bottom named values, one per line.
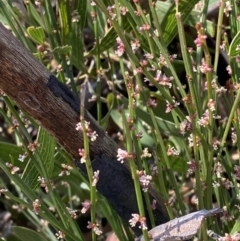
left=0, top=24, right=169, bottom=235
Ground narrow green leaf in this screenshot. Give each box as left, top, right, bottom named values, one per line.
left=52, top=45, right=72, bottom=55
left=12, top=226, right=48, bottom=241
left=70, top=23, right=88, bottom=73
left=87, top=27, right=116, bottom=56
left=37, top=127, right=56, bottom=176
left=6, top=234, right=22, bottom=241
left=76, top=0, right=88, bottom=29
left=96, top=6, right=106, bottom=38
left=229, top=31, right=240, bottom=57
left=22, top=127, right=56, bottom=190
left=231, top=217, right=240, bottom=234
left=0, top=142, right=22, bottom=163
left=187, top=15, right=215, bottom=38
left=58, top=0, right=70, bottom=44
left=27, top=26, right=45, bottom=45
left=159, top=0, right=200, bottom=46
left=27, top=2, right=45, bottom=28
left=155, top=1, right=215, bottom=38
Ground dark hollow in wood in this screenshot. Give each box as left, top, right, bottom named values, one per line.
left=0, top=24, right=169, bottom=235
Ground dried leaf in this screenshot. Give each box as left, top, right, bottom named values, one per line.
left=136, top=208, right=223, bottom=241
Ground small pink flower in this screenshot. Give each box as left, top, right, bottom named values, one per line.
left=199, top=58, right=212, bottom=73
left=207, top=99, right=216, bottom=111
left=56, top=230, right=65, bottom=240
left=166, top=99, right=180, bottom=113
left=215, top=162, right=225, bottom=178
left=167, top=145, right=180, bottom=156
left=129, top=213, right=148, bottom=230
left=221, top=178, right=233, bottom=189
left=133, top=67, right=143, bottom=75
left=66, top=207, right=78, bottom=219
left=5, top=162, right=19, bottom=174
left=144, top=53, right=154, bottom=59
left=11, top=118, right=19, bottom=129
left=131, top=39, right=140, bottom=53
left=28, top=141, right=39, bottom=152
left=78, top=148, right=87, bottom=163
left=158, top=54, right=168, bottom=66
left=120, top=6, right=128, bottom=15
left=146, top=98, right=157, bottom=108
left=37, top=176, right=55, bottom=193
left=226, top=65, right=232, bottom=75
left=0, top=188, right=8, bottom=196
left=188, top=134, right=201, bottom=147
left=129, top=213, right=140, bottom=227
left=234, top=165, right=240, bottom=180
left=134, top=10, right=140, bottom=16
left=92, top=170, right=99, bottom=186
left=32, top=199, right=41, bottom=215
left=18, top=152, right=28, bottom=162
left=198, top=109, right=210, bottom=127
left=220, top=41, right=226, bottom=51
left=87, top=222, right=102, bottom=235
left=141, top=148, right=151, bottom=158
left=154, top=70, right=173, bottom=88
left=115, top=37, right=125, bottom=56
left=117, top=148, right=129, bottom=163
left=137, top=170, right=152, bottom=192
left=139, top=24, right=150, bottom=32
left=179, top=118, right=192, bottom=135
left=76, top=121, right=98, bottom=141
left=213, top=140, right=220, bottom=150
left=59, top=164, right=73, bottom=176
left=107, top=5, right=116, bottom=19
left=187, top=160, right=197, bottom=174
left=231, top=128, right=237, bottom=145
left=81, top=200, right=91, bottom=214
left=194, top=34, right=207, bottom=47
left=224, top=1, right=232, bottom=17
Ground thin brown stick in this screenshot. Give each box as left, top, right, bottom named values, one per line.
left=0, top=24, right=169, bottom=235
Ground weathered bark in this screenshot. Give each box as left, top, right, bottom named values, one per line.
left=0, top=24, right=169, bottom=235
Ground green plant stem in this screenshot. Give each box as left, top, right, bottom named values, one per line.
left=221, top=88, right=240, bottom=147
left=213, top=0, right=226, bottom=73
left=92, top=4, right=102, bottom=123
left=175, top=12, right=200, bottom=118
left=114, top=2, right=156, bottom=228
left=80, top=83, right=97, bottom=241
left=153, top=153, right=174, bottom=219
left=134, top=2, right=156, bottom=55
left=118, top=60, right=150, bottom=239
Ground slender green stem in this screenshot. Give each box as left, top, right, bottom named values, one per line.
left=119, top=63, right=149, bottom=240
left=175, top=12, right=200, bottom=118
left=92, top=4, right=102, bottom=123
left=80, top=83, right=97, bottom=241
left=213, top=0, right=226, bottom=73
